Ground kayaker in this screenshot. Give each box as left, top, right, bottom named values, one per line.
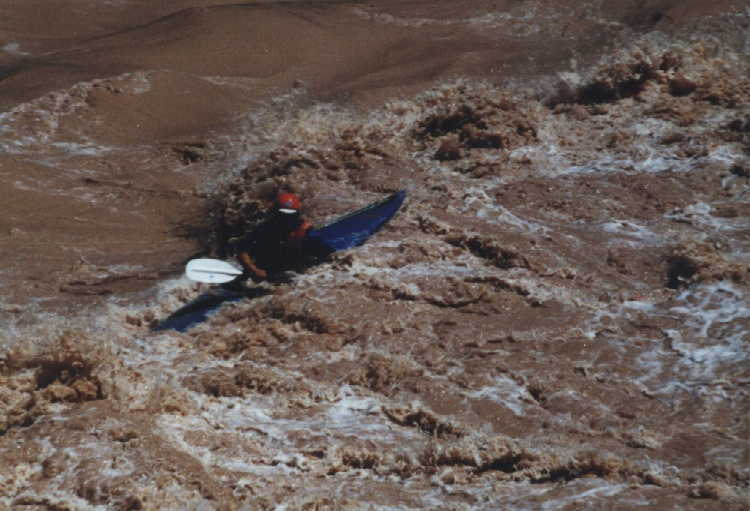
left=232, top=192, right=313, bottom=282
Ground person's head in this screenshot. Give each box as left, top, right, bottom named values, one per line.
left=276, top=192, right=302, bottom=214
left=273, top=193, right=302, bottom=229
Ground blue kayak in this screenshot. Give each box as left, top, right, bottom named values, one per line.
left=306, top=190, right=407, bottom=252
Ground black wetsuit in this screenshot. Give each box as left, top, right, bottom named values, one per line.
left=233, top=213, right=309, bottom=277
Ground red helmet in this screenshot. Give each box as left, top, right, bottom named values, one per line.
left=276, top=192, right=302, bottom=214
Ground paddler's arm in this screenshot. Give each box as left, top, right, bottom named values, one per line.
left=288, top=219, right=313, bottom=249
left=237, top=251, right=267, bottom=281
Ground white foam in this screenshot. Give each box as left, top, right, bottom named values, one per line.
left=353, top=3, right=546, bottom=37
left=621, top=300, right=657, bottom=312
left=626, top=282, right=750, bottom=401
left=326, top=386, right=381, bottom=424
left=2, top=42, right=30, bottom=56
left=148, top=382, right=407, bottom=485
left=49, top=141, right=114, bottom=157
left=705, top=444, right=747, bottom=466
left=670, top=281, right=748, bottom=339
left=0, top=73, right=153, bottom=157
left=707, top=144, right=744, bottom=166
left=453, top=185, right=550, bottom=234
left=468, top=376, right=533, bottom=416
left=666, top=202, right=749, bottom=235
left=600, top=220, right=660, bottom=246
left=539, top=481, right=628, bottom=510
left=559, top=152, right=682, bottom=176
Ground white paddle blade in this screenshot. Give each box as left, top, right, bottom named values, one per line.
left=185, top=258, right=243, bottom=284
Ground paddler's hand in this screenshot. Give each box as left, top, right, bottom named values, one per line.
left=251, top=268, right=268, bottom=282
left=238, top=252, right=267, bottom=282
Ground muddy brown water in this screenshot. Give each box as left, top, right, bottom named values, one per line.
left=1, top=1, right=748, bottom=509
